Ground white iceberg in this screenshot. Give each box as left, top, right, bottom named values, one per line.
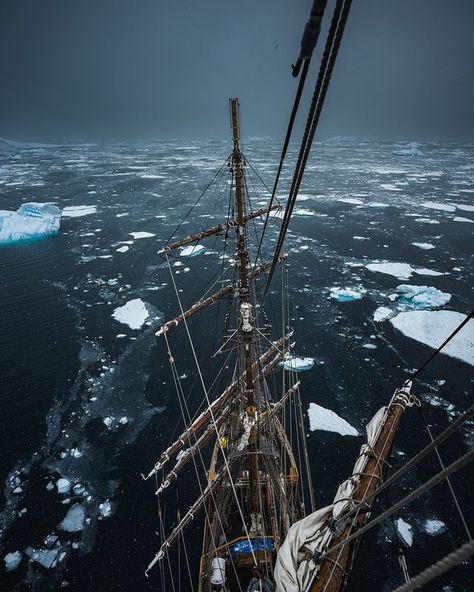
left=307, top=403, right=358, bottom=436
left=62, top=205, right=97, bottom=217
left=0, top=203, right=61, bottom=245
left=180, top=243, right=206, bottom=257
left=390, top=310, right=474, bottom=367
left=112, top=299, right=150, bottom=330
left=59, top=503, right=85, bottom=532
left=373, top=306, right=394, bottom=323
left=329, top=287, right=366, bottom=302
left=4, top=550, right=22, bottom=572
left=412, top=242, right=435, bottom=250
left=56, top=478, right=71, bottom=494
left=282, top=356, right=314, bottom=372
left=395, top=285, right=451, bottom=309
left=424, top=519, right=446, bottom=536
left=396, top=518, right=413, bottom=547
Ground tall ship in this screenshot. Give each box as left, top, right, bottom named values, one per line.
left=143, top=2, right=473, bottom=591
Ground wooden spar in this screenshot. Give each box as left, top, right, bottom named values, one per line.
left=155, top=258, right=278, bottom=337
left=309, top=386, right=416, bottom=592
left=145, top=460, right=235, bottom=575
left=261, top=381, right=301, bottom=424
left=143, top=332, right=294, bottom=479
left=157, top=205, right=282, bottom=255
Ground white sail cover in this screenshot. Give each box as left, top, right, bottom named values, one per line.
left=274, top=407, right=387, bottom=592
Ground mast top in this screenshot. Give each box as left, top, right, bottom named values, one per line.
left=229, top=98, right=241, bottom=153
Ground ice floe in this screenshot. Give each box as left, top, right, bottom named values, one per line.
left=59, top=503, right=85, bottom=532
left=4, top=550, right=22, bottom=571
left=116, top=245, right=129, bottom=253
left=396, top=518, right=413, bottom=547
left=421, top=201, right=455, bottom=212
left=56, top=478, right=71, bottom=494
left=62, top=205, right=97, bottom=217
left=395, top=285, right=451, bottom=309
left=365, top=262, right=445, bottom=280
left=129, top=231, right=155, bottom=239
left=424, top=519, right=446, bottom=536
left=0, top=202, right=61, bottom=244
left=390, top=310, right=474, bottom=366
left=98, top=500, right=113, bottom=519
left=412, top=242, right=435, bottom=250
left=307, top=403, right=358, bottom=436
left=337, top=198, right=363, bottom=205
left=454, top=203, right=474, bottom=212
left=329, top=287, right=366, bottom=302
left=453, top=216, right=474, bottom=223
left=25, top=546, right=61, bottom=569
left=373, top=306, right=394, bottom=323
left=180, top=243, right=206, bottom=257
left=112, top=299, right=150, bottom=330
left=414, top=218, right=440, bottom=224
left=282, top=355, right=315, bottom=372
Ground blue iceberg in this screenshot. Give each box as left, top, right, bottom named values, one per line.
left=0, top=202, right=61, bottom=245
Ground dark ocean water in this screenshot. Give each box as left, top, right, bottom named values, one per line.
left=0, top=137, right=473, bottom=591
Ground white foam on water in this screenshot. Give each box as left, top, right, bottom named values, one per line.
left=307, top=403, right=358, bottom=436
left=390, top=310, right=474, bottom=366
left=62, top=205, right=97, bottom=217
left=112, top=299, right=150, bottom=330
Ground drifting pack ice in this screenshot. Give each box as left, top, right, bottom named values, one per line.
left=0, top=202, right=61, bottom=245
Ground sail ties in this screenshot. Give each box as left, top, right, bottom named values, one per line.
left=157, top=205, right=281, bottom=255
left=155, top=258, right=277, bottom=337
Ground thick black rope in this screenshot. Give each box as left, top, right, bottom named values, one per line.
left=388, top=538, right=474, bottom=592
left=262, top=0, right=352, bottom=304
left=403, top=309, right=474, bottom=386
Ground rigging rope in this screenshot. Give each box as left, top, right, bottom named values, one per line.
left=403, top=309, right=474, bottom=386
left=388, top=538, right=474, bottom=592
left=261, top=0, right=352, bottom=304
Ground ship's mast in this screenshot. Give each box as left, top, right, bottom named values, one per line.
left=229, top=98, right=261, bottom=522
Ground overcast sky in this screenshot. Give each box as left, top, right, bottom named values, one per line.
left=1, top=0, right=473, bottom=141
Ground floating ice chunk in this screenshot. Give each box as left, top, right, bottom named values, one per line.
left=414, top=218, right=440, bottom=224
left=353, top=236, right=368, bottom=240
left=103, top=417, right=114, bottom=428
left=424, top=519, right=446, bottom=536
left=367, top=202, right=389, bottom=208
left=396, top=285, right=451, bottom=309
left=4, top=551, right=22, bottom=572
left=454, top=203, right=474, bottom=212
left=415, top=268, right=446, bottom=277
left=140, top=173, right=166, bottom=179
left=453, top=216, right=474, bottom=223
left=62, top=205, right=97, bottom=217
left=329, top=287, right=366, bottom=302
left=373, top=306, right=394, bottom=322
left=56, top=478, right=71, bottom=494
left=112, top=298, right=150, bottom=330
left=180, top=243, right=206, bottom=257
left=380, top=183, right=402, bottom=191
left=129, top=231, right=155, bottom=239
left=390, top=310, right=474, bottom=367
left=412, top=242, right=435, bottom=250
left=59, top=504, right=85, bottom=532
left=422, top=201, right=455, bottom=213
left=98, top=500, right=113, bottom=519
left=46, top=481, right=54, bottom=491
left=70, top=448, right=83, bottom=458
left=366, top=262, right=414, bottom=280
left=0, top=203, right=61, bottom=245
left=396, top=518, right=413, bottom=547
left=72, top=484, right=85, bottom=495
left=307, top=403, right=358, bottom=436
left=282, top=355, right=314, bottom=372
left=362, top=343, right=377, bottom=349
left=116, top=246, right=129, bottom=253
left=337, top=198, right=363, bottom=205
left=25, top=546, right=60, bottom=569
left=118, top=416, right=128, bottom=425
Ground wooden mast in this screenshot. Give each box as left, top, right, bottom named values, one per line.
left=229, top=98, right=261, bottom=522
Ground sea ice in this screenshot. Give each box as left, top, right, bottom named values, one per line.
left=282, top=356, right=314, bottom=372
left=337, top=198, right=363, bottom=205
left=373, top=306, right=394, bottom=322
left=366, top=262, right=414, bottom=280
left=129, top=231, right=156, bottom=239
left=112, top=299, right=150, bottom=330
left=453, top=216, right=474, bottom=223
left=4, top=550, right=22, bottom=572
left=116, top=246, right=129, bottom=253
left=180, top=243, right=206, bottom=257
left=424, top=519, right=446, bottom=536
left=59, top=504, right=85, bottom=532
left=390, top=310, right=474, bottom=366
left=396, top=518, right=413, bottom=547
left=98, top=500, right=112, bottom=519
left=62, top=205, right=97, bottom=217
left=414, top=218, right=440, bottom=224
left=395, top=285, right=451, bottom=309
left=454, top=203, right=474, bottom=212
left=421, top=201, right=455, bottom=212
left=0, top=203, right=61, bottom=245
left=307, top=403, right=358, bottom=436
left=412, top=242, right=435, bottom=250
left=25, top=546, right=60, bottom=569
left=329, top=287, right=366, bottom=302
left=56, top=478, right=71, bottom=494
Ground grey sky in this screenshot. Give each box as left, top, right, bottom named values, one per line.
left=1, top=0, right=473, bottom=141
